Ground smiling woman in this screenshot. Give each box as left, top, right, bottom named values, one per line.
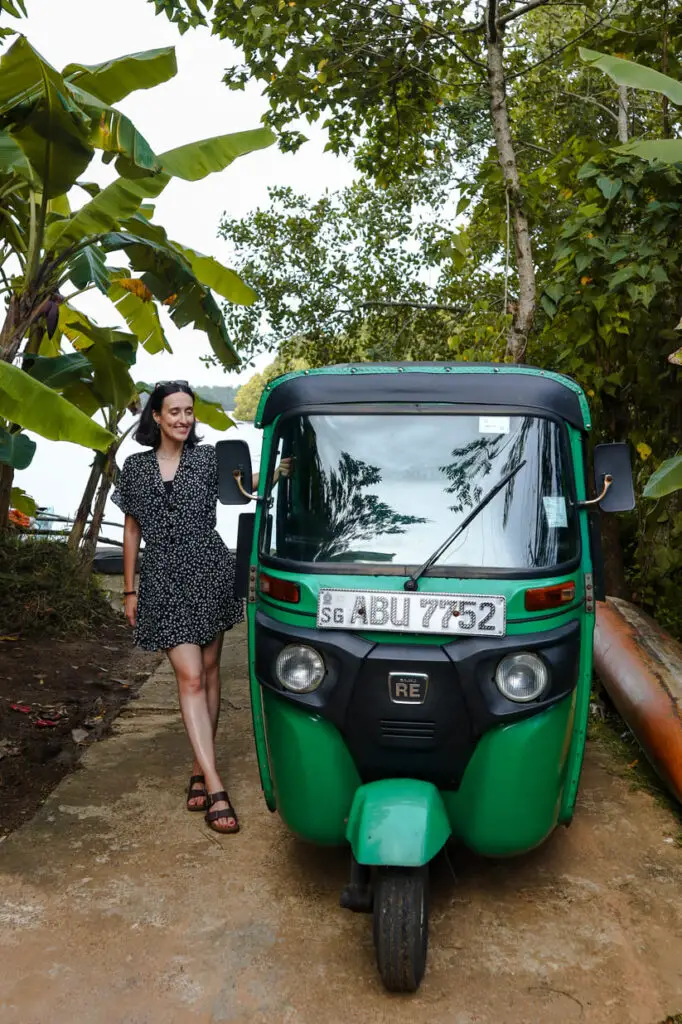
left=112, top=380, right=244, bottom=835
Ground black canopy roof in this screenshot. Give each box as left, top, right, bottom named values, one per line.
left=257, top=363, right=590, bottom=431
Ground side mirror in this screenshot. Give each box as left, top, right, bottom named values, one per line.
left=593, top=442, right=635, bottom=512
left=216, top=439, right=254, bottom=505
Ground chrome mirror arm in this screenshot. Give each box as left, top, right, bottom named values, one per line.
left=577, top=474, right=613, bottom=510
left=233, top=469, right=262, bottom=503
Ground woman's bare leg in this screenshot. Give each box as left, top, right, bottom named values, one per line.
left=168, top=641, right=236, bottom=830
left=186, top=633, right=224, bottom=805
left=203, top=631, right=224, bottom=737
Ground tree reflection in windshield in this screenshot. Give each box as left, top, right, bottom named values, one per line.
left=268, top=413, right=579, bottom=571
left=313, top=451, right=427, bottom=562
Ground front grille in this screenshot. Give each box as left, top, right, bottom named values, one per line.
left=380, top=719, right=436, bottom=745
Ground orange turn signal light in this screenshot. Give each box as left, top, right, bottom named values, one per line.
left=259, top=573, right=300, bottom=604
left=524, top=581, right=576, bottom=612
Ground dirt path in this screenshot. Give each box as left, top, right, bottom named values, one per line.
left=0, top=622, right=681, bottom=1024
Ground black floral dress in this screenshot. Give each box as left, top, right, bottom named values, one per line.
left=112, top=444, right=244, bottom=651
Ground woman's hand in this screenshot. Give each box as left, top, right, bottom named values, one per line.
left=124, top=593, right=138, bottom=628
left=276, top=457, right=294, bottom=482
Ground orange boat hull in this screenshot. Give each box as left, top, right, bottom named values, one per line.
left=594, top=598, right=682, bottom=803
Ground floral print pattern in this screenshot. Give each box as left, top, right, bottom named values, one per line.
left=112, top=444, right=244, bottom=651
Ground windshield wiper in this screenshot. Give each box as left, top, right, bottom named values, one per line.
left=404, top=460, right=528, bottom=591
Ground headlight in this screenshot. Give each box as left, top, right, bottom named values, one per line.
left=275, top=645, right=325, bottom=693
left=495, top=652, right=549, bottom=703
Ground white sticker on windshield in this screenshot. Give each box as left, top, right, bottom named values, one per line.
left=479, top=416, right=510, bottom=435
left=543, top=496, right=568, bottom=529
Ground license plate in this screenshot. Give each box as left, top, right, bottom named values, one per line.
left=316, top=589, right=506, bottom=637
left=389, top=672, right=429, bottom=704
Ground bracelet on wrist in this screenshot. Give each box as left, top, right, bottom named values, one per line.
left=123, top=590, right=136, bottom=596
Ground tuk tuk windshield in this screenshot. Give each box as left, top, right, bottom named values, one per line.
left=265, top=412, right=579, bottom=573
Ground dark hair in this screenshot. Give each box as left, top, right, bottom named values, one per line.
left=134, top=382, right=203, bottom=449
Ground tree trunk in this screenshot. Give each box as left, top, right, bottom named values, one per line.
left=617, top=85, right=629, bottom=145
left=600, top=511, right=630, bottom=600
left=485, top=2, right=536, bottom=364
left=0, top=461, right=13, bottom=532
left=80, top=450, right=117, bottom=571
left=68, top=452, right=106, bottom=551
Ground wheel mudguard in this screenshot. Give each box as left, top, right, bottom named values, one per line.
left=346, top=778, right=451, bottom=867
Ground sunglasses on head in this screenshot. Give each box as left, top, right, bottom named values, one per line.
left=155, top=379, right=189, bottom=390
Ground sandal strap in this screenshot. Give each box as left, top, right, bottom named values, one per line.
left=207, top=790, right=229, bottom=806
left=188, top=774, right=205, bottom=786
left=206, top=805, right=236, bottom=823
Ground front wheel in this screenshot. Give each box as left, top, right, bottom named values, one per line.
left=372, top=866, right=429, bottom=992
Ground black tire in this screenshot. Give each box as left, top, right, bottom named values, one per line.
left=372, top=866, right=429, bottom=993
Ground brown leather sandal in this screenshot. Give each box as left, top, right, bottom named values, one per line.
left=205, top=790, right=240, bottom=834
left=186, top=774, right=208, bottom=812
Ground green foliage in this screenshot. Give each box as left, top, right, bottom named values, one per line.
left=643, top=457, right=682, bottom=500
left=233, top=354, right=307, bottom=422
left=0, top=533, right=116, bottom=637
left=219, top=176, right=501, bottom=367
left=0, top=32, right=274, bottom=527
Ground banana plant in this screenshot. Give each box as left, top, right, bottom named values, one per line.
left=0, top=33, right=274, bottom=528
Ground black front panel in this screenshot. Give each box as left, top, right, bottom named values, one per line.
left=344, top=645, right=475, bottom=788
left=255, top=612, right=581, bottom=790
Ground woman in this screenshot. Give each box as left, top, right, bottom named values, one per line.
left=113, top=381, right=286, bottom=835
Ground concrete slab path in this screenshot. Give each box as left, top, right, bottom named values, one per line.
left=1, top=624, right=681, bottom=1024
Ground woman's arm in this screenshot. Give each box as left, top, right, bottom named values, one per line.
left=252, top=457, right=292, bottom=492
left=122, top=514, right=142, bottom=627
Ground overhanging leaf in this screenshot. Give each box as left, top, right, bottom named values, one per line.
left=149, top=126, right=275, bottom=180
left=0, top=36, right=92, bottom=197
left=44, top=172, right=169, bottom=250
left=0, top=127, right=36, bottom=182
left=59, top=303, right=138, bottom=356
left=83, top=340, right=136, bottom=411
left=68, top=244, right=110, bottom=294
left=62, top=47, right=177, bottom=105
left=580, top=48, right=682, bottom=107
left=100, top=231, right=240, bottom=366
left=643, top=455, right=682, bottom=499
left=193, top=394, right=235, bottom=431
left=170, top=240, right=257, bottom=305
left=616, top=139, right=682, bottom=164
left=108, top=280, right=169, bottom=354
left=67, top=82, right=162, bottom=174
left=0, top=360, right=114, bottom=451
left=23, top=351, right=92, bottom=389
left=0, top=426, right=35, bottom=469
left=61, top=380, right=100, bottom=416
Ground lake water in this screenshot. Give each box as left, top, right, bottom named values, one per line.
left=16, top=415, right=263, bottom=549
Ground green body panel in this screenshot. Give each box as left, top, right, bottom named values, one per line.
left=560, top=426, right=595, bottom=821
left=262, top=688, right=361, bottom=845
left=346, top=779, right=451, bottom=867
left=441, top=696, right=576, bottom=856
left=244, top=379, right=596, bottom=858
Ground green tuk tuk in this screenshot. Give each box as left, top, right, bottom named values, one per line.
left=217, top=362, right=634, bottom=992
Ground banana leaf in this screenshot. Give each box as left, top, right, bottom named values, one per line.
left=0, top=359, right=114, bottom=450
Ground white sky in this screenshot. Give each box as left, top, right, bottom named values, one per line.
left=22, top=0, right=357, bottom=386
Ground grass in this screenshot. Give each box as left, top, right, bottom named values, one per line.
left=0, top=532, right=118, bottom=638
